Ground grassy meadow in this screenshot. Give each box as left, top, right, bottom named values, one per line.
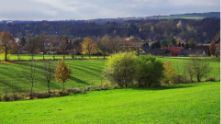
left=0, top=54, right=220, bottom=123
left=0, top=55, right=219, bottom=95
left=157, top=56, right=220, bottom=80
left=0, top=60, right=105, bottom=95
left=0, top=82, right=219, bottom=124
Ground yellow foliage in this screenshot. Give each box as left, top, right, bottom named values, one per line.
left=81, top=37, right=98, bottom=55
left=162, top=62, right=174, bottom=84
left=55, top=60, right=71, bottom=83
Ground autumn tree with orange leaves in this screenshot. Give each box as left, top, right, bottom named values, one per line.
left=0, top=32, right=16, bottom=61
left=55, top=60, right=71, bottom=91
left=81, top=37, right=99, bottom=58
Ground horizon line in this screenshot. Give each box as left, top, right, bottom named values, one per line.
left=0, top=11, right=219, bottom=22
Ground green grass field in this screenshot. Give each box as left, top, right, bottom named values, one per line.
left=0, top=82, right=219, bottom=124
left=0, top=56, right=219, bottom=95
left=157, top=57, right=220, bottom=79
left=0, top=54, right=104, bottom=61
left=0, top=60, right=105, bottom=95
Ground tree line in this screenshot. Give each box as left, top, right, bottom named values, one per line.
left=0, top=32, right=143, bottom=61
left=0, top=18, right=219, bottom=43
left=0, top=31, right=219, bottom=61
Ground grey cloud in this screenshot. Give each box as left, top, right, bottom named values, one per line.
left=0, top=0, right=219, bottom=20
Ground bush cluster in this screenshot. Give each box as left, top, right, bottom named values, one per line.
left=185, top=58, right=211, bottom=82
left=104, top=52, right=164, bottom=88
left=104, top=53, right=213, bottom=87
left=206, top=77, right=217, bottom=82
left=161, top=57, right=212, bottom=84
left=104, top=52, right=137, bottom=87
left=135, top=56, right=164, bottom=87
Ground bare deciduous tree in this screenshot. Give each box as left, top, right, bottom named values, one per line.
left=187, top=58, right=211, bottom=82
left=29, top=60, right=36, bottom=98
left=44, top=60, right=54, bottom=94
left=26, top=36, right=40, bottom=61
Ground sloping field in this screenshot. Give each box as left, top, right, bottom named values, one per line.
left=0, top=60, right=105, bottom=95
left=0, top=82, right=219, bottom=124
left=0, top=57, right=219, bottom=95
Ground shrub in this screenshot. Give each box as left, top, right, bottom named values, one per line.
left=100, top=82, right=113, bottom=90
left=187, top=58, right=211, bottom=82
left=59, top=91, right=70, bottom=96
left=104, top=53, right=164, bottom=88
left=104, top=52, right=137, bottom=88
left=171, top=74, right=189, bottom=84
left=206, top=77, right=216, bottom=82
left=162, top=62, right=175, bottom=84
left=66, top=88, right=82, bottom=94
left=184, top=61, right=194, bottom=82
left=32, top=92, right=50, bottom=98
left=135, top=56, right=164, bottom=87
left=85, top=86, right=101, bottom=91
left=1, top=95, right=12, bottom=101
left=12, top=94, right=24, bottom=100
left=0, top=94, right=24, bottom=101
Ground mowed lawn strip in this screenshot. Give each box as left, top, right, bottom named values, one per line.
left=0, top=60, right=105, bottom=95
left=0, top=82, right=219, bottom=124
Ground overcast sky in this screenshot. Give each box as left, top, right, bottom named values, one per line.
left=0, top=0, right=219, bottom=20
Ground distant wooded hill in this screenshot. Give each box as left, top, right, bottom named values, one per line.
left=0, top=12, right=220, bottom=43
left=148, top=12, right=220, bottom=20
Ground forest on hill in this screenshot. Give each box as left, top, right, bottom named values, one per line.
left=0, top=12, right=220, bottom=44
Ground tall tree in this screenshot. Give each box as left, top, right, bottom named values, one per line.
left=111, top=36, right=122, bottom=53
left=29, top=60, right=36, bottom=98
left=0, top=32, right=15, bottom=61
left=48, top=35, right=59, bottom=60
left=16, top=36, right=27, bottom=60
left=81, top=37, right=98, bottom=58
left=44, top=60, right=54, bottom=94
left=39, top=35, right=47, bottom=60
left=70, top=38, right=82, bottom=59
left=59, top=36, right=69, bottom=59
left=25, top=36, right=40, bottom=60
left=209, top=32, right=220, bottom=57
left=97, top=35, right=112, bottom=57
left=189, top=58, right=211, bottom=82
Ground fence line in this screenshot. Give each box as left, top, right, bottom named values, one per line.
left=0, top=54, right=108, bottom=61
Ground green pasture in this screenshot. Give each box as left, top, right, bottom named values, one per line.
left=0, top=55, right=219, bottom=95
left=0, top=60, right=105, bottom=95
left=0, top=82, right=219, bottom=124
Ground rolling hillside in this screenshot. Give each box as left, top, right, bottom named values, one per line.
left=0, top=82, right=219, bottom=124
left=0, top=56, right=219, bottom=95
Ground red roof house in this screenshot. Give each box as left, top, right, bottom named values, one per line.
left=166, top=47, right=183, bottom=56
